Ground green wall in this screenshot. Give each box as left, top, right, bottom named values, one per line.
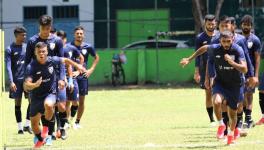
left=88, top=49, right=195, bottom=85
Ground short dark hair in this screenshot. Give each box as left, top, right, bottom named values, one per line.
left=74, top=26, right=84, bottom=32
left=35, top=42, right=47, bottom=49
left=14, top=26, right=26, bottom=36
left=56, top=30, right=67, bottom=39
left=39, top=15, right=53, bottom=26
left=220, top=30, right=233, bottom=38
left=229, top=17, right=236, bottom=25
left=241, top=14, right=253, bottom=25
left=219, top=15, right=231, bottom=24
left=204, top=14, right=215, bottom=22
left=51, top=27, right=57, bottom=33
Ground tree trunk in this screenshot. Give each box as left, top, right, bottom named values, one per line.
left=215, top=0, right=225, bottom=20
left=192, top=0, right=207, bottom=35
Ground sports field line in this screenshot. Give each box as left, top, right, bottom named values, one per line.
left=4, top=140, right=264, bottom=149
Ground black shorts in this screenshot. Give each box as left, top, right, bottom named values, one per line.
left=30, top=93, right=56, bottom=117
left=9, top=80, right=28, bottom=99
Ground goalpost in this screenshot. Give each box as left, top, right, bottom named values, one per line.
left=0, top=29, right=4, bottom=96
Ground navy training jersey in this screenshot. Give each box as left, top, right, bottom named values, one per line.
left=25, top=34, right=64, bottom=80
left=63, top=44, right=82, bottom=76
left=195, top=31, right=218, bottom=69
left=208, top=43, right=246, bottom=87
left=5, top=43, right=27, bottom=82
left=209, top=33, right=254, bottom=77
left=68, top=41, right=96, bottom=79
left=24, top=56, right=61, bottom=97
left=244, top=33, right=261, bottom=68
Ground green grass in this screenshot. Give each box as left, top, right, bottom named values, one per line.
left=1, top=87, right=264, bottom=149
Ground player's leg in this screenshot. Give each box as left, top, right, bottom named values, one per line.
left=212, top=93, right=225, bottom=139
left=227, top=105, right=237, bottom=145
left=256, top=73, right=264, bottom=125
left=244, top=91, right=255, bottom=128
left=57, top=87, right=68, bottom=140
left=205, top=88, right=215, bottom=125
left=23, top=95, right=32, bottom=134
left=75, top=79, right=88, bottom=128
left=14, top=98, right=23, bottom=134
left=31, top=113, right=45, bottom=148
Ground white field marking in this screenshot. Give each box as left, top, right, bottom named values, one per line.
left=4, top=141, right=264, bottom=150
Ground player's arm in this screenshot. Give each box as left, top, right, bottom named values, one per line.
left=25, top=40, right=34, bottom=69
left=239, top=41, right=254, bottom=76
left=5, top=47, right=17, bottom=92
left=61, top=57, right=86, bottom=73
left=224, top=48, right=248, bottom=74
left=23, top=77, right=42, bottom=91
left=83, top=54, right=100, bottom=78
left=180, top=45, right=209, bottom=67
left=254, top=51, right=260, bottom=78
left=194, top=36, right=201, bottom=83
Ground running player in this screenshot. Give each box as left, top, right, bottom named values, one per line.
left=23, top=42, right=85, bottom=148
left=207, top=30, right=247, bottom=145
left=25, top=15, right=66, bottom=145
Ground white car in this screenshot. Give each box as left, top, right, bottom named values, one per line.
left=122, top=39, right=191, bottom=50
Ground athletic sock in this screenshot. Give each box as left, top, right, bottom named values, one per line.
left=206, top=107, right=215, bottom=122
left=222, top=112, right=229, bottom=136
left=15, top=106, right=22, bottom=123
left=259, top=93, right=264, bottom=114
left=71, top=105, right=78, bottom=118
left=26, top=104, right=30, bottom=120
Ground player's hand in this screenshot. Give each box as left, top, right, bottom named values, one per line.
left=194, top=71, right=200, bottom=83
left=224, top=54, right=234, bottom=64
left=58, top=80, right=65, bottom=90
left=34, top=77, right=42, bottom=88
left=72, top=71, right=80, bottom=78
left=180, top=58, right=190, bottom=67
left=247, top=77, right=258, bottom=88
left=76, top=64, right=86, bottom=73
left=83, top=68, right=94, bottom=78
left=204, top=77, right=210, bottom=89
left=10, top=82, right=17, bottom=92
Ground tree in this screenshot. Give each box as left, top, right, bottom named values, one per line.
left=192, top=0, right=224, bottom=35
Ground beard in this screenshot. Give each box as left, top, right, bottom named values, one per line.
left=206, top=27, right=215, bottom=32
left=242, top=28, right=250, bottom=34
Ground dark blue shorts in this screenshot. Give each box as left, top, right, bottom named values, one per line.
left=56, top=82, right=67, bottom=102
left=212, top=83, right=244, bottom=110
left=67, top=79, right=79, bottom=101
left=30, top=93, right=56, bottom=117
left=259, top=73, right=264, bottom=91
left=9, top=80, right=28, bottom=99
left=77, top=78, right=88, bottom=96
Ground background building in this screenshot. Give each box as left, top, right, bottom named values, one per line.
left=1, top=0, right=94, bottom=47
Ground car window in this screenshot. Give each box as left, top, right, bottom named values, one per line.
left=126, top=42, right=147, bottom=49
left=158, top=42, right=178, bottom=48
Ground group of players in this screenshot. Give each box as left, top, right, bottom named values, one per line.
left=180, top=14, right=264, bottom=145
left=5, top=15, right=99, bottom=148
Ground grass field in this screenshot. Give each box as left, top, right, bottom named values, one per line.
left=1, top=86, right=264, bottom=149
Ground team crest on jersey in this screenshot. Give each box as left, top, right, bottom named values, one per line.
left=81, top=49, right=87, bottom=55
left=203, top=41, right=207, bottom=45
left=48, top=66, right=54, bottom=74
left=247, top=41, right=253, bottom=49
left=49, top=43, right=56, bottom=50
left=69, top=51, right=73, bottom=58
left=14, top=52, right=18, bottom=55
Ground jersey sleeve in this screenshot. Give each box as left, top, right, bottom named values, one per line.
left=56, top=39, right=65, bottom=81
left=63, top=47, right=70, bottom=58
left=51, top=56, right=62, bottom=66
left=5, top=46, right=13, bottom=83
left=253, top=37, right=261, bottom=53
left=85, top=45, right=96, bottom=57
left=24, top=64, right=33, bottom=81
left=25, top=40, right=34, bottom=68
left=237, top=46, right=246, bottom=62
left=238, top=39, right=254, bottom=77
